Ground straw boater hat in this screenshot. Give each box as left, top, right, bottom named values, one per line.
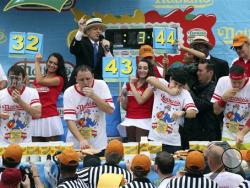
left=190, top=36, right=213, bottom=50
left=84, top=18, right=106, bottom=33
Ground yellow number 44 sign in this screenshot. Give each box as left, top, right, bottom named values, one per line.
left=153, top=27, right=177, bottom=53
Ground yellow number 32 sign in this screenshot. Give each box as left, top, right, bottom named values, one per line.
left=103, top=57, right=136, bottom=82
left=9, top=32, right=43, bottom=56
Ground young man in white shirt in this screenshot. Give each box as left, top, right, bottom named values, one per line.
left=147, top=70, right=198, bottom=153
left=211, top=64, right=250, bottom=147
left=0, top=65, right=41, bottom=144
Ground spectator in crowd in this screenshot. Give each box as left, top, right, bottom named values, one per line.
left=69, top=16, right=113, bottom=86
left=168, top=150, right=218, bottom=188
left=83, top=154, right=101, bottom=168
left=0, top=65, right=41, bottom=144
left=1, top=144, right=23, bottom=178
left=0, top=64, right=7, bottom=89
left=205, top=144, right=244, bottom=187
left=121, top=154, right=155, bottom=188
left=56, top=148, right=88, bottom=188
left=64, top=65, right=114, bottom=155
left=181, top=60, right=221, bottom=149
left=0, top=168, right=22, bottom=188
left=32, top=53, right=68, bottom=142
left=211, top=65, right=250, bottom=146
left=154, top=151, right=175, bottom=188
left=238, top=180, right=250, bottom=188
left=190, top=36, right=229, bottom=81
left=119, top=58, right=155, bottom=142
left=231, top=34, right=250, bottom=77
left=138, top=45, right=167, bottom=78
left=77, top=139, right=133, bottom=188
left=147, top=70, right=198, bottom=153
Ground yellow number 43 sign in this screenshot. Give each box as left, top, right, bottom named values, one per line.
left=9, top=32, right=43, bottom=57
left=103, top=57, right=136, bottom=82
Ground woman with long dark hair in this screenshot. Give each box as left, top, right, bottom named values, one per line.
left=120, top=58, right=155, bottom=142
left=32, top=53, right=68, bottom=142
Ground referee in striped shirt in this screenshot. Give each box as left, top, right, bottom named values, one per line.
left=168, top=150, right=218, bottom=188
left=238, top=180, right=250, bottom=188
left=56, top=148, right=88, bottom=188
left=77, top=139, right=133, bottom=188
left=121, top=154, right=156, bottom=188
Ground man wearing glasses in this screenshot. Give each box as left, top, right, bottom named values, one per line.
left=231, top=34, right=250, bottom=77
left=0, top=65, right=41, bottom=144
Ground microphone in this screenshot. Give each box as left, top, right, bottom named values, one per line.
left=99, top=35, right=110, bottom=52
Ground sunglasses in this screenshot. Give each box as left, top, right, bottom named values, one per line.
left=233, top=45, right=244, bottom=51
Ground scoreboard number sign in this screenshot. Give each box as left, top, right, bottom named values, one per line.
left=103, top=57, right=136, bottom=82
left=9, top=32, right=43, bottom=57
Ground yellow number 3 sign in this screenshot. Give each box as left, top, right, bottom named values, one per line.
left=103, top=57, right=136, bottom=81
left=9, top=32, right=43, bottom=56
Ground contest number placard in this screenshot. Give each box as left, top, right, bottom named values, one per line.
left=9, top=32, right=43, bottom=57
left=103, top=57, right=136, bottom=81
left=153, top=27, right=177, bottom=53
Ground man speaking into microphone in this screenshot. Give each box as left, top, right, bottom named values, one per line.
left=69, top=17, right=113, bottom=86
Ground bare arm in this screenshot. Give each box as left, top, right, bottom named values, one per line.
left=0, top=80, right=7, bottom=90
left=179, top=43, right=206, bottom=59
left=146, top=76, right=179, bottom=96
left=35, top=54, right=61, bottom=87
left=11, top=89, right=41, bottom=118
left=67, top=120, right=85, bottom=142
left=185, top=109, right=197, bottom=118
left=130, top=84, right=153, bottom=105
left=213, top=102, right=225, bottom=115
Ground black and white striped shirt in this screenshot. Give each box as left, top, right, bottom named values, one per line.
left=120, top=177, right=156, bottom=188
left=167, top=175, right=218, bottom=188
left=77, top=164, right=133, bottom=188
left=238, top=180, right=250, bottom=188
left=57, top=177, right=89, bottom=188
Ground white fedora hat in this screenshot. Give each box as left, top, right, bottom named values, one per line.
left=84, top=17, right=106, bottom=32
left=190, top=36, right=213, bottom=49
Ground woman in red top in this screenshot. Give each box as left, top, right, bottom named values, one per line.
left=120, top=58, right=155, bottom=142
left=32, top=53, right=68, bottom=142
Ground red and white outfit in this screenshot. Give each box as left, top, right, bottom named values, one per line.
left=149, top=78, right=198, bottom=146
left=31, top=76, right=64, bottom=137
left=120, top=83, right=153, bottom=130
left=63, top=80, right=114, bottom=151
left=232, top=58, right=250, bottom=77
left=211, top=76, right=250, bottom=144
left=0, top=87, right=41, bottom=144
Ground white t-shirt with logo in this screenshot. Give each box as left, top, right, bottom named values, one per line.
left=64, top=80, right=114, bottom=151
left=149, top=78, right=197, bottom=146
left=0, top=87, right=41, bottom=143
left=205, top=171, right=244, bottom=188
left=211, top=76, right=250, bottom=143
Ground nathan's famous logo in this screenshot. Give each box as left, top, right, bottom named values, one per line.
left=187, top=28, right=207, bottom=44
left=0, top=31, right=7, bottom=44
left=68, top=6, right=216, bottom=68
left=217, top=26, right=250, bottom=45
left=3, top=0, right=75, bottom=12
left=153, top=0, right=214, bottom=9
left=15, top=61, right=74, bottom=83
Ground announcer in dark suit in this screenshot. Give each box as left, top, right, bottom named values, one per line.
left=69, top=17, right=113, bottom=86
left=190, top=36, right=229, bottom=82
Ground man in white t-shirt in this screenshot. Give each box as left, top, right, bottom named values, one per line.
left=211, top=64, right=250, bottom=146
left=0, top=65, right=41, bottom=144
left=0, top=64, right=7, bottom=89
left=64, top=65, right=114, bottom=155
left=147, top=70, right=198, bottom=153
left=205, top=144, right=244, bottom=187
